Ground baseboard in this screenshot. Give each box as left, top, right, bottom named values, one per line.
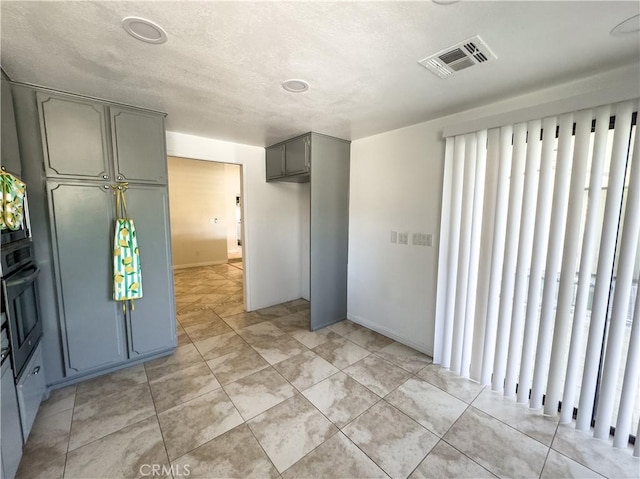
left=346, top=313, right=434, bottom=357
left=173, top=260, right=228, bottom=270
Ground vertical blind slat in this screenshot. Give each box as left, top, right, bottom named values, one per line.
left=462, top=130, right=488, bottom=377
left=517, top=116, right=558, bottom=403
left=544, top=110, right=593, bottom=415
left=594, top=104, right=640, bottom=439
left=505, top=119, right=543, bottom=397
left=577, top=100, right=635, bottom=431
left=470, top=128, right=500, bottom=381
left=441, top=135, right=466, bottom=368
left=480, top=125, right=514, bottom=385
left=531, top=112, right=575, bottom=409
left=433, top=137, right=456, bottom=364
left=451, top=134, right=478, bottom=374
left=560, top=106, right=612, bottom=423
left=492, top=123, right=528, bottom=392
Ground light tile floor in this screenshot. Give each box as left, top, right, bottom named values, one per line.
left=16, top=265, right=640, bottom=478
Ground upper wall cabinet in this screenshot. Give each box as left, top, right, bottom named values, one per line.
left=37, top=92, right=167, bottom=184
left=110, top=107, right=167, bottom=184
left=37, top=92, right=111, bottom=180
left=266, top=133, right=310, bottom=182
left=1, top=79, right=23, bottom=177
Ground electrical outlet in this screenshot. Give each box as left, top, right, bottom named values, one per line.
left=426, top=233, right=433, bottom=247
left=398, top=232, right=409, bottom=245
left=412, top=232, right=433, bottom=246
left=390, top=231, right=398, bottom=243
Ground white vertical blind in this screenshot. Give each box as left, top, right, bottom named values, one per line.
left=434, top=99, right=639, bottom=453
left=560, top=106, right=611, bottom=423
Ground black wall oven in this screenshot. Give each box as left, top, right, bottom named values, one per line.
left=1, top=238, right=42, bottom=378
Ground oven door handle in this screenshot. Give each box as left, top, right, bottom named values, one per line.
left=5, top=265, right=40, bottom=288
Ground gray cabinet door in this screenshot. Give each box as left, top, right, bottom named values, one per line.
left=1, top=79, right=22, bottom=177
left=266, top=145, right=285, bottom=180
left=123, top=186, right=176, bottom=356
left=285, top=135, right=310, bottom=176
left=37, top=92, right=111, bottom=180
left=1, top=362, right=23, bottom=479
left=110, top=107, right=167, bottom=184
left=47, top=181, right=126, bottom=374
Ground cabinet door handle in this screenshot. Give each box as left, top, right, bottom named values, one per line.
left=117, top=175, right=124, bottom=181
left=32, top=366, right=40, bottom=375
left=102, top=174, right=110, bottom=180
left=103, top=184, right=110, bottom=189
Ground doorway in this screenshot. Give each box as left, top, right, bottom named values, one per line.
left=167, top=156, right=245, bottom=317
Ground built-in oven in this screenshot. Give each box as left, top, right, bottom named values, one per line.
left=1, top=238, right=42, bottom=378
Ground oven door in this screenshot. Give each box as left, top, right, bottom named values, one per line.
left=2, top=262, right=42, bottom=377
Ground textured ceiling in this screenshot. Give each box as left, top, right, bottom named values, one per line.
left=1, top=1, right=639, bottom=147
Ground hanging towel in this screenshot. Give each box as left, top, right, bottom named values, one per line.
left=0, top=168, right=26, bottom=231
left=112, top=184, right=143, bottom=308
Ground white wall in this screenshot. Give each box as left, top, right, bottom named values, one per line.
left=348, top=64, right=640, bottom=356
left=166, top=131, right=307, bottom=311
left=224, top=163, right=242, bottom=256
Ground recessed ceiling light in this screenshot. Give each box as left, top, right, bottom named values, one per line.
left=282, top=79, right=310, bottom=93
left=610, top=14, right=640, bottom=35
left=122, top=17, right=168, bottom=44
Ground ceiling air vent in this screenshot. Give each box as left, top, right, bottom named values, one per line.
left=418, top=35, right=497, bottom=79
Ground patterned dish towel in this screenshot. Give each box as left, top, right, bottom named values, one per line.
left=1, top=169, right=26, bottom=231
left=113, top=184, right=142, bottom=309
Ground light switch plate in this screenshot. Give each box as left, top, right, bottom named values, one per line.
left=390, top=231, right=398, bottom=243
left=398, top=232, right=409, bottom=245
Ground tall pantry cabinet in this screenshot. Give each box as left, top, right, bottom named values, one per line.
left=11, top=84, right=176, bottom=386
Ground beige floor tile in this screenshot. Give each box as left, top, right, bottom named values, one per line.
left=274, top=350, right=339, bottom=391
left=386, top=377, right=467, bottom=437
left=213, top=301, right=245, bottom=318
left=443, top=407, right=548, bottom=479
left=327, top=320, right=362, bottom=337
left=254, top=304, right=295, bottom=319
left=75, top=363, right=147, bottom=407
left=171, top=424, right=279, bottom=479
left=375, top=342, right=433, bottom=374
left=416, top=364, right=484, bottom=403
left=343, top=401, right=438, bottom=479
left=16, top=451, right=66, bottom=479
left=312, top=337, right=370, bottom=369
left=343, top=355, right=412, bottom=396
left=410, top=441, right=496, bottom=478
left=144, top=343, right=204, bottom=382
left=302, top=371, right=380, bottom=428
left=281, top=432, right=388, bottom=479
left=157, top=388, right=243, bottom=460
left=37, top=384, right=76, bottom=419
left=177, top=307, right=220, bottom=327
left=22, top=408, right=72, bottom=459
left=176, top=324, right=191, bottom=346
left=237, top=321, right=287, bottom=345
left=223, top=367, right=297, bottom=420
left=541, top=449, right=605, bottom=479
left=342, top=325, right=394, bottom=352
left=206, top=344, right=270, bottom=385
left=250, top=336, right=308, bottom=365
left=65, top=416, right=169, bottom=478
left=289, top=327, right=342, bottom=349
left=183, top=317, right=233, bottom=342
left=248, top=394, right=338, bottom=473
left=270, top=312, right=309, bottom=334
left=471, top=388, right=559, bottom=445
left=193, top=330, right=247, bottom=361
left=221, top=311, right=267, bottom=330
left=551, top=424, right=638, bottom=479
left=69, top=383, right=156, bottom=451
left=149, top=362, right=221, bottom=412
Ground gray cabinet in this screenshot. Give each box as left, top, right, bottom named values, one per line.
left=1, top=79, right=22, bottom=177
left=266, top=132, right=350, bottom=330
left=16, top=343, right=46, bottom=442
left=1, top=360, right=23, bottom=479
left=266, top=134, right=310, bottom=182
left=11, top=83, right=176, bottom=386
left=47, top=181, right=176, bottom=375
left=36, top=92, right=167, bottom=185
left=47, top=182, right=127, bottom=374
left=37, top=92, right=111, bottom=180
left=110, top=107, right=167, bottom=184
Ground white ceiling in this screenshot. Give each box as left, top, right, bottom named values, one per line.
left=1, top=1, right=639, bottom=147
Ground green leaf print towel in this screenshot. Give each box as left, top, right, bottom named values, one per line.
left=113, top=184, right=142, bottom=308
